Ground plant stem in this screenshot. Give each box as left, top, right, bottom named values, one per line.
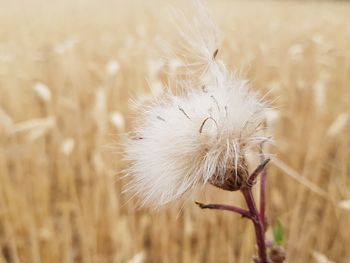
left=195, top=159, right=271, bottom=262
left=260, top=164, right=268, bottom=231
left=195, top=201, right=252, bottom=219
left=247, top=159, right=270, bottom=187
left=242, top=188, right=268, bottom=263
left=259, top=146, right=268, bottom=231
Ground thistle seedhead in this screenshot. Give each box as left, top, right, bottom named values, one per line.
left=123, top=1, right=271, bottom=208
left=208, top=157, right=249, bottom=191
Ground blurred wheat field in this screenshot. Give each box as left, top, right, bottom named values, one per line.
left=0, top=0, right=350, bottom=262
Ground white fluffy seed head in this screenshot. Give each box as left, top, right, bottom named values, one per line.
left=123, top=1, right=271, bottom=209
left=125, top=77, right=269, bottom=208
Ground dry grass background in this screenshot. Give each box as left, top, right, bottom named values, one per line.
left=0, top=0, right=350, bottom=262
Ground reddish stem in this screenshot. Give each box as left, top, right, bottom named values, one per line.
left=260, top=165, right=268, bottom=231
left=259, top=145, right=268, bottom=231
left=242, top=188, right=269, bottom=263
left=247, top=159, right=270, bottom=187
left=195, top=159, right=271, bottom=263
left=195, top=201, right=252, bottom=219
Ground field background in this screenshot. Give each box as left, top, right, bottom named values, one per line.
left=0, top=0, right=350, bottom=262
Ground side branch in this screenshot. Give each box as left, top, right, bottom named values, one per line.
left=246, top=158, right=271, bottom=188
left=195, top=201, right=252, bottom=219
left=259, top=158, right=268, bottom=231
